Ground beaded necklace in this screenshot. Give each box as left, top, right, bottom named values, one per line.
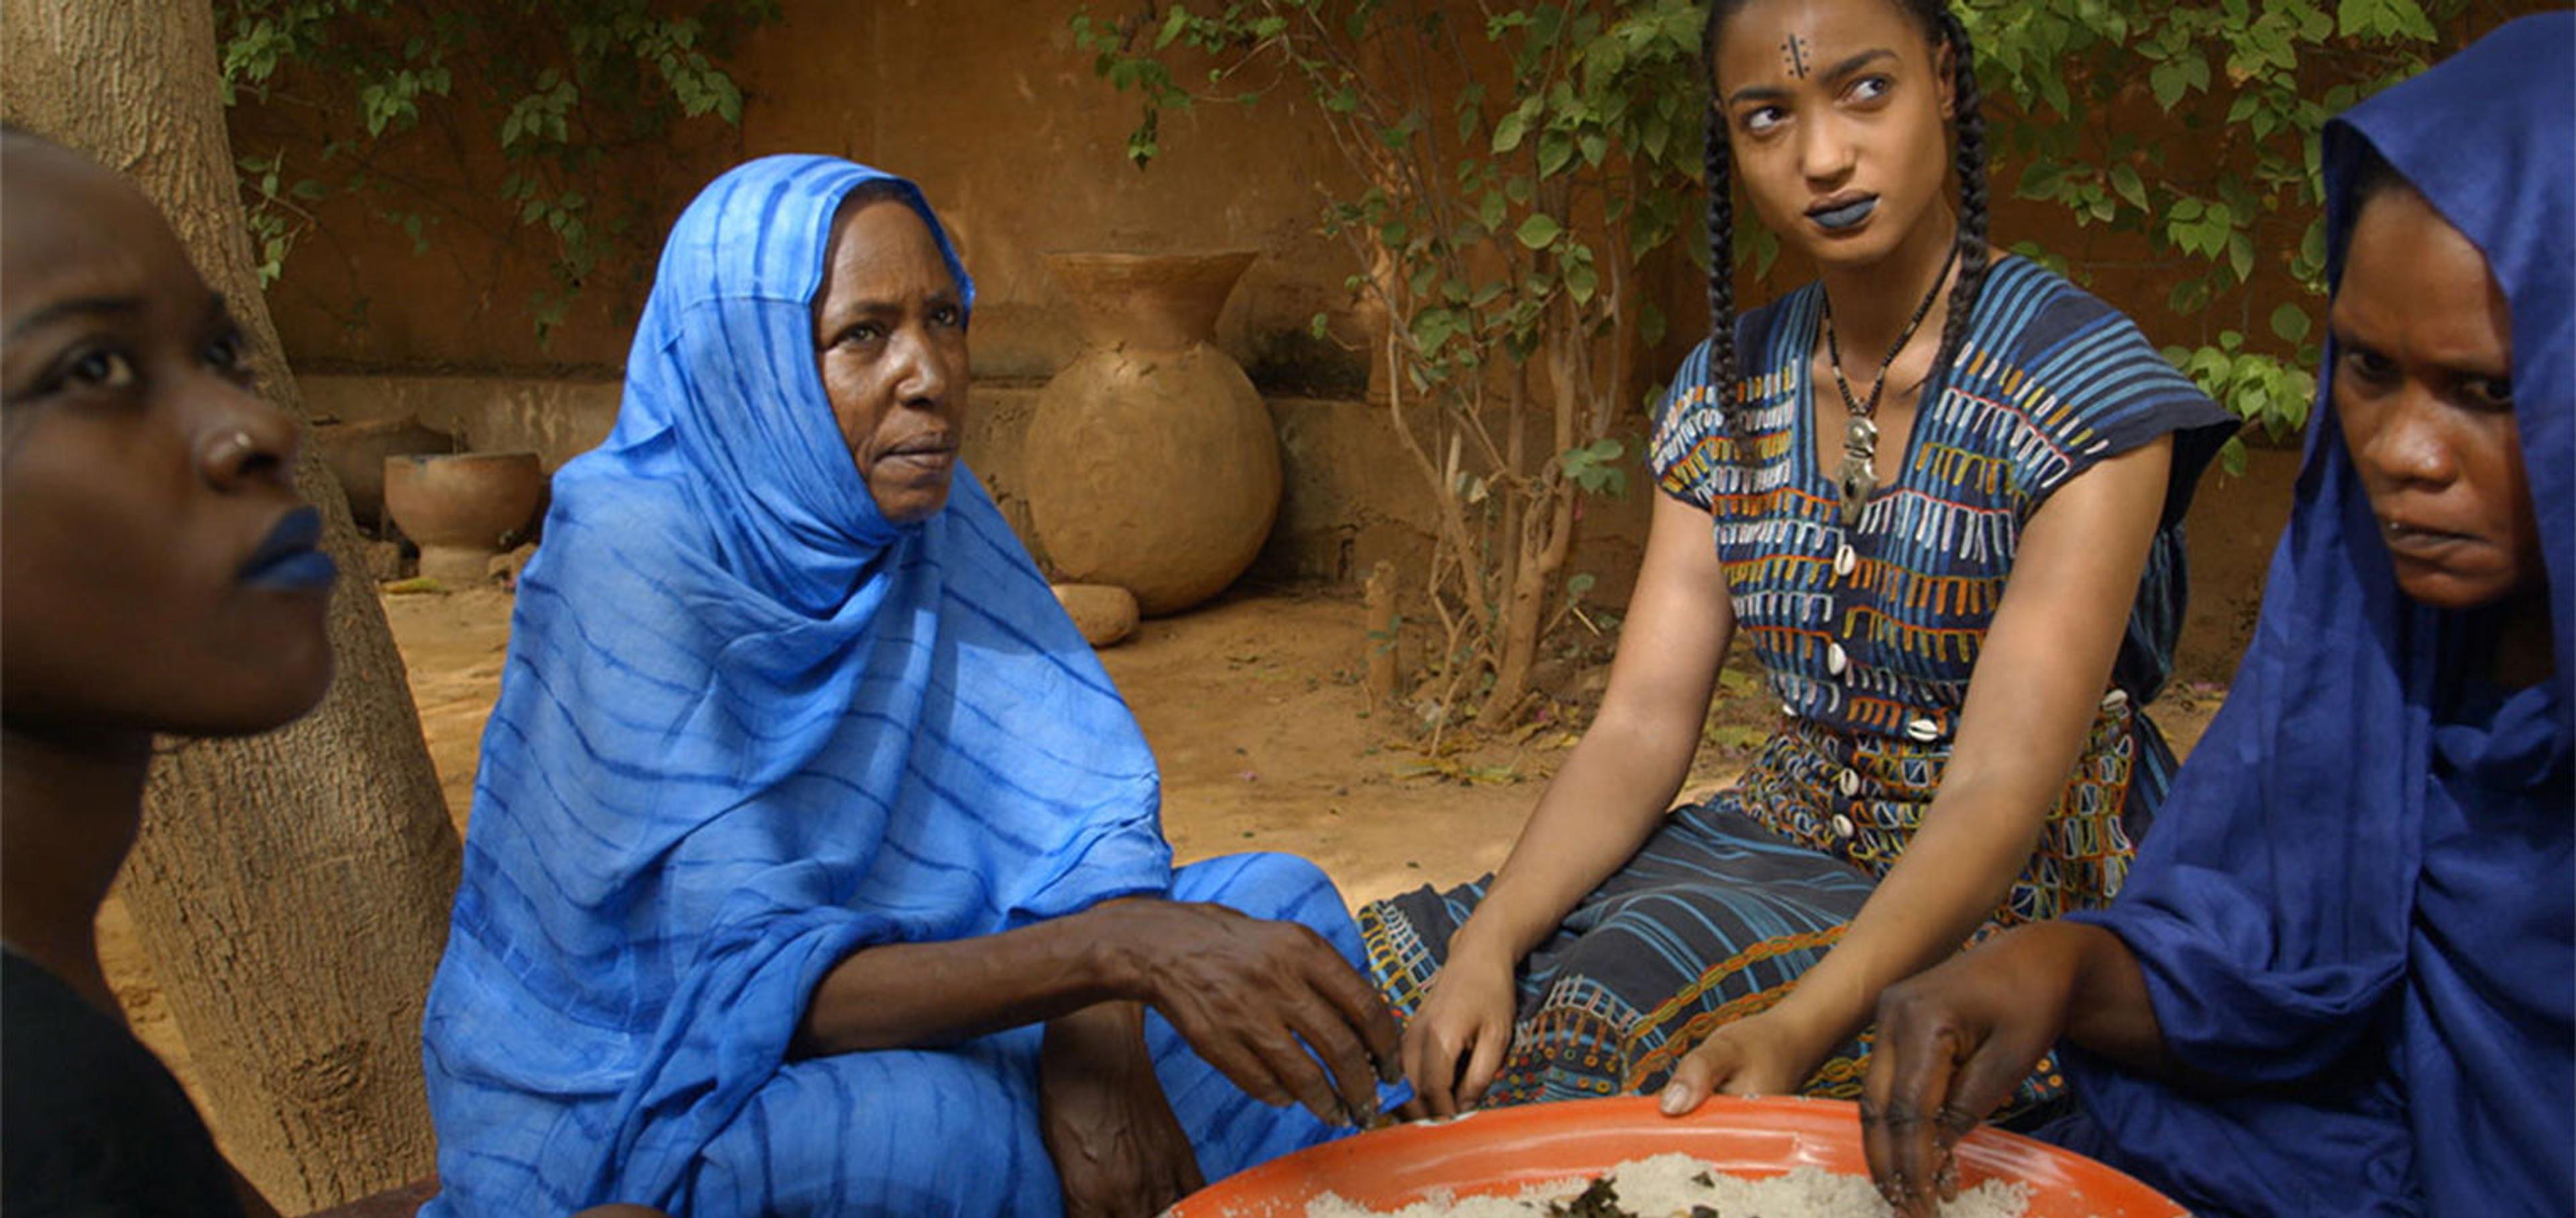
left=1821, top=239, right=1960, bottom=528
left=1815, top=239, right=1960, bottom=688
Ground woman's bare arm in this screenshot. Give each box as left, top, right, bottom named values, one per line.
left=1442, top=488, right=1740, bottom=969
left=796, top=897, right=1401, bottom=1128
left=1758, top=437, right=2177, bottom=1057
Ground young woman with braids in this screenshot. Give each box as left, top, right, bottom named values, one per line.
left=1361, top=0, right=2237, bottom=1121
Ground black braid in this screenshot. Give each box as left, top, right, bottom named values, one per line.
left=1931, top=7, right=1990, bottom=379
left=1702, top=99, right=1741, bottom=433
left=1697, top=2, right=1745, bottom=438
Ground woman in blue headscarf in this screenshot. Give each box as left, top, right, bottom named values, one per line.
left=1858, top=14, right=2571, bottom=1217
left=418, top=157, right=1402, bottom=1217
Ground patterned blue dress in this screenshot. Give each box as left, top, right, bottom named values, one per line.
left=1363, top=256, right=2235, bottom=1107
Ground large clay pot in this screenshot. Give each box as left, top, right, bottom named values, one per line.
left=311, top=416, right=453, bottom=530
left=383, top=451, right=547, bottom=585
left=1025, top=251, right=1282, bottom=617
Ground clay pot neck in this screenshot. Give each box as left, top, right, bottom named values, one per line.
left=1044, top=250, right=1257, bottom=352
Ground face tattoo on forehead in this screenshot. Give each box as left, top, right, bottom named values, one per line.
left=1782, top=33, right=1812, bottom=77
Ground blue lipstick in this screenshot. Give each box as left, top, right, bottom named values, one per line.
left=241, top=506, right=337, bottom=592
left=1809, top=195, right=1877, bottom=232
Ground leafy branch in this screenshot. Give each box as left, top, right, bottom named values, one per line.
left=1077, top=0, right=1713, bottom=734
left=217, top=0, right=779, bottom=345
left=1968, top=0, right=2462, bottom=472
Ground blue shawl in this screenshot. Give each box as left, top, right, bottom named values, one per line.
left=420, top=156, right=1173, bottom=1211
left=2061, top=15, right=2573, bottom=1215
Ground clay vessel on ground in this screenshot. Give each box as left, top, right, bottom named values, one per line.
left=383, top=451, right=547, bottom=585
left=1052, top=582, right=1140, bottom=648
left=311, top=417, right=453, bottom=531
left=1024, top=251, right=1282, bottom=618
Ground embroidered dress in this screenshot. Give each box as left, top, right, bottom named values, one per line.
left=1363, top=256, right=2234, bottom=1108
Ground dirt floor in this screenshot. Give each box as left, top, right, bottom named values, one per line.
left=98, top=583, right=2229, bottom=1130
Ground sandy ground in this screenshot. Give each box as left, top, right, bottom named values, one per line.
left=98, top=584, right=2226, bottom=1125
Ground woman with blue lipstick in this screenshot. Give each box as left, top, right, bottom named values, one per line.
left=0, top=125, right=335, bottom=1218
left=0, top=127, right=669, bottom=1218
left=417, top=158, right=1402, bottom=1218
left=1864, top=19, right=2571, bottom=1216
left=1377, top=0, right=2239, bottom=1120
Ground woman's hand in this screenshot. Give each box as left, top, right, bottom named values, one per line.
left=1655, top=1005, right=1835, bottom=1115
left=1860, top=924, right=2104, bottom=1217
left=1095, top=900, right=1401, bottom=1129
left=1040, top=1003, right=1203, bottom=1218
left=1401, top=943, right=1520, bottom=1116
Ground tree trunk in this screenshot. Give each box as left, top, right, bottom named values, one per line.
left=1, top=2, right=461, bottom=1210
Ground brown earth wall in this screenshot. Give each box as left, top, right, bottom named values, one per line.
left=238, top=2, right=2550, bottom=679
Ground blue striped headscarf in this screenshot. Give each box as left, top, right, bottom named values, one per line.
left=420, top=156, right=1172, bottom=1212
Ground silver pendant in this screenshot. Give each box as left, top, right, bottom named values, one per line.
left=1837, top=417, right=1878, bottom=525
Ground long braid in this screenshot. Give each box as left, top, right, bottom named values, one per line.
left=1700, top=11, right=1741, bottom=434
left=1703, top=109, right=1741, bottom=429
left=1931, top=7, right=1990, bottom=378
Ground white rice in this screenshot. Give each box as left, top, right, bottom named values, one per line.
left=1304, top=1152, right=2029, bottom=1217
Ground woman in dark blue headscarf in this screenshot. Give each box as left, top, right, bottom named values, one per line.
left=418, top=156, right=1402, bottom=1217
left=1856, top=14, right=2571, bottom=1217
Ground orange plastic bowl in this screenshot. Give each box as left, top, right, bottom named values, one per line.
left=1174, top=1096, right=2186, bottom=1217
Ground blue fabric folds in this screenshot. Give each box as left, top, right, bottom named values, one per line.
left=417, top=156, right=1336, bottom=1215
left=2057, top=17, right=2573, bottom=1217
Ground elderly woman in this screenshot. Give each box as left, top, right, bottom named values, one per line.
left=419, top=157, right=1401, bottom=1217
left=1862, top=16, right=2571, bottom=1217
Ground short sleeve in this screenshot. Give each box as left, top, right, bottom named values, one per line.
left=2006, top=294, right=2241, bottom=529
left=1648, top=339, right=1725, bottom=510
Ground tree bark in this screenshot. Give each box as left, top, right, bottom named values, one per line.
left=2, top=2, right=461, bottom=1209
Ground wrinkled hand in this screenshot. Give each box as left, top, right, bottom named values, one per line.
left=1400, top=946, right=1518, bottom=1117
left=1862, top=928, right=2080, bottom=1217
left=1099, top=900, right=1401, bottom=1129
left=1041, top=1004, right=1203, bottom=1218
left=1655, top=1007, right=1827, bottom=1116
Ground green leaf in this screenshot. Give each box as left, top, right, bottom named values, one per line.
left=2017, top=160, right=2065, bottom=202
left=1410, top=308, right=1459, bottom=355
left=2339, top=0, right=2435, bottom=40
left=2149, top=61, right=2188, bottom=110
left=1515, top=213, right=1562, bottom=249
left=1566, top=261, right=1599, bottom=305
left=1538, top=130, right=1574, bottom=176
left=1639, top=300, right=1668, bottom=347
left=1491, top=109, right=1529, bottom=154
left=2218, top=434, right=2250, bottom=478
left=2110, top=166, right=2147, bottom=211
left=1479, top=190, right=1507, bottom=233
left=2269, top=303, right=2312, bottom=344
